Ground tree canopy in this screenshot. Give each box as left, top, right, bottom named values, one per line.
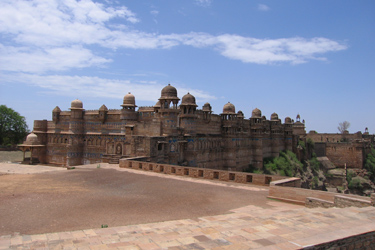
left=338, top=121, right=350, bottom=133
left=0, top=105, right=29, bottom=146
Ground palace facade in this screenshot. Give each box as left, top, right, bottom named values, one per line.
left=29, top=84, right=306, bottom=170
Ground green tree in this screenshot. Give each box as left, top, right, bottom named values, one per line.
left=0, top=105, right=29, bottom=146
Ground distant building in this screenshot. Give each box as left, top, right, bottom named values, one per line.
left=30, top=84, right=306, bottom=170
left=306, top=130, right=373, bottom=168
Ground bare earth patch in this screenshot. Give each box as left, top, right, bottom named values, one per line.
left=0, top=168, right=271, bottom=236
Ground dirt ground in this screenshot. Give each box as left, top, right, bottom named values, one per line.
left=0, top=168, right=271, bottom=236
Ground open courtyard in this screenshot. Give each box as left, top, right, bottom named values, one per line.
left=0, top=163, right=375, bottom=249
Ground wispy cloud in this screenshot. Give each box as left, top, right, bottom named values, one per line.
left=258, top=4, right=270, bottom=11
left=150, top=10, right=159, bottom=16
left=194, top=0, right=213, bottom=7
left=2, top=73, right=217, bottom=104
left=0, top=44, right=110, bottom=73
left=0, top=0, right=347, bottom=75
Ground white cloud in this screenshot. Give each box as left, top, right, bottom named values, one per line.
left=150, top=10, right=159, bottom=16
left=0, top=0, right=348, bottom=75
left=0, top=44, right=110, bottom=73
left=195, top=0, right=213, bottom=7
left=2, top=73, right=217, bottom=104
left=258, top=4, right=270, bottom=11
left=181, top=34, right=347, bottom=64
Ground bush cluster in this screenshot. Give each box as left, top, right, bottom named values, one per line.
left=263, top=150, right=303, bottom=177
left=364, top=148, right=375, bottom=182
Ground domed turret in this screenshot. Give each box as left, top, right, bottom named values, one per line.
left=25, top=133, right=41, bottom=145
left=237, top=110, right=244, bottom=119
left=99, top=104, right=108, bottom=111
left=99, top=104, right=108, bottom=123
left=222, top=102, right=236, bottom=114
left=52, top=106, right=61, bottom=123
left=181, top=92, right=197, bottom=106
left=202, top=102, right=212, bottom=112
left=285, top=117, right=292, bottom=124
left=271, top=112, right=279, bottom=120
left=159, top=84, right=180, bottom=110
left=154, top=101, right=161, bottom=108
left=251, top=108, right=262, bottom=118
left=70, top=99, right=83, bottom=109
left=161, top=84, right=178, bottom=98
left=53, top=106, right=61, bottom=112
left=122, top=92, right=136, bottom=107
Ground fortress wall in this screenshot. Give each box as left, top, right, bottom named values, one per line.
left=307, top=132, right=362, bottom=143
left=261, top=137, right=273, bottom=159
left=325, top=143, right=364, bottom=168
left=135, top=121, right=161, bottom=136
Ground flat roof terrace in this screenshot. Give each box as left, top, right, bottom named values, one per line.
left=0, top=163, right=375, bottom=249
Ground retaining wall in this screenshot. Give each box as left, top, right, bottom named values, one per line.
left=269, top=179, right=372, bottom=207
left=303, top=231, right=375, bottom=250
left=119, top=159, right=287, bottom=186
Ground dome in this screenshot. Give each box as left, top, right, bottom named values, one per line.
left=251, top=108, right=262, bottom=118
left=154, top=101, right=161, bottom=108
left=71, top=99, right=83, bottom=109
left=25, top=133, right=41, bottom=145
left=123, top=92, right=136, bottom=106
left=271, top=112, right=279, bottom=120
left=181, top=92, right=197, bottom=106
left=237, top=110, right=244, bottom=118
left=202, top=102, right=212, bottom=111
left=161, top=84, right=178, bottom=98
left=285, top=117, right=292, bottom=124
left=53, top=106, right=61, bottom=113
left=223, top=102, right=236, bottom=114
left=99, top=104, right=108, bottom=111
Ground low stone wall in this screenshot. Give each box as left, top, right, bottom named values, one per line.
left=268, top=185, right=336, bottom=205
left=269, top=181, right=372, bottom=207
left=334, top=195, right=372, bottom=208
left=269, top=177, right=301, bottom=187
left=306, top=197, right=334, bottom=208
left=119, top=159, right=287, bottom=186
left=303, top=231, right=375, bottom=250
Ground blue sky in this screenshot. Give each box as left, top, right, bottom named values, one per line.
left=0, top=0, right=374, bottom=134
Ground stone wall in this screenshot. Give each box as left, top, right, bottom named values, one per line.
left=334, top=195, right=372, bottom=208
left=303, top=231, right=375, bottom=250
left=306, top=132, right=362, bottom=143
left=119, top=159, right=287, bottom=186
left=305, top=197, right=334, bottom=208
left=268, top=185, right=336, bottom=205
left=269, top=180, right=372, bottom=208
left=325, top=142, right=364, bottom=168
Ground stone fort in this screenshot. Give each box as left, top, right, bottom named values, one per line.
left=30, top=84, right=306, bottom=169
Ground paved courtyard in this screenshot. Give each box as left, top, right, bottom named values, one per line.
left=0, top=163, right=375, bottom=249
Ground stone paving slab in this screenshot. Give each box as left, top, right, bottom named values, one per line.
left=1, top=163, right=375, bottom=249
left=1, top=201, right=374, bottom=249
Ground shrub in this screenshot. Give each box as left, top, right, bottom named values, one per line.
left=364, top=148, right=375, bottom=182
left=309, top=157, right=320, bottom=172
left=263, top=150, right=303, bottom=177
left=348, top=177, right=363, bottom=190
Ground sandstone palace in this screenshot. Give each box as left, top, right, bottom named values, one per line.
left=28, top=84, right=306, bottom=170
